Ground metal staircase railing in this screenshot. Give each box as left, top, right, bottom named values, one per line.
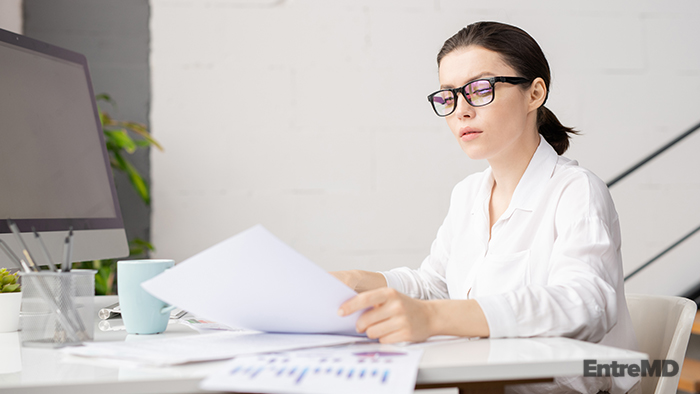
left=603, top=120, right=700, bottom=281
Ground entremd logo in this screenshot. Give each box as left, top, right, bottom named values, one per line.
left=583, top=360, right=679, bottom=377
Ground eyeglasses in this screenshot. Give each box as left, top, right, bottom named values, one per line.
left=427, top=76, right=531, bottom=117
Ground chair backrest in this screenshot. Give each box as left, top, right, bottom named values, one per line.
left=626, top=294, right=696, bottom=394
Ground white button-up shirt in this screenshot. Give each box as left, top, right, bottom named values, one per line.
left=382, top=138, right=639, bottom=393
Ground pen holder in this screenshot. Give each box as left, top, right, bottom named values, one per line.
left=19, top=270, right=96, bottom=348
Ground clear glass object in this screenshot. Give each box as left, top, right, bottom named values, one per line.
left=19, top=270, right=96, bottom=348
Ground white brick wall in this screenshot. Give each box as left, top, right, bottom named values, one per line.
left=150, top=0, right=700, bottom=296
left=0, top=0, right=22, bottom=34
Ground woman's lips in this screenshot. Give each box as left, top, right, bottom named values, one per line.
left=460, top=127, right=482, bottom=141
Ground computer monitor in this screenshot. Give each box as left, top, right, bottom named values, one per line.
left=0, top=28, right=129, bottom=269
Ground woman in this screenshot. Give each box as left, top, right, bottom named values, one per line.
left=332, top=21, right=640, bottom=394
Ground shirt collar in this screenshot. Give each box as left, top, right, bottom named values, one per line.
left=506, top=137, right=559, bottom=214
left=469, top=137, right=559, bottom=219
left=471, top=167, right=494, bottom=217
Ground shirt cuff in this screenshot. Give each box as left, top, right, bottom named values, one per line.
left=474, top=294, right=518, bottom=338
left=378, top=271, right=406, bottom=294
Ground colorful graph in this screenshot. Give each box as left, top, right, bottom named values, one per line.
left=201, top=346, right=423, bottom=394
left=226, top=353, right=394, bottom=385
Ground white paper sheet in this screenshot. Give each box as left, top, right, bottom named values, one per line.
left=141, top=225, right=363, bottom=335
left=200, top=344, right=423, bottom=394
left=63, top=331, right=364, bottom=367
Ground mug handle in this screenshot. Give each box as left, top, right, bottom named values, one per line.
left=160, top=305, right=177, bottom=315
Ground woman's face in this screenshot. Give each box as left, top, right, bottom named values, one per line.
left=438, top=45, right=541, bottom=163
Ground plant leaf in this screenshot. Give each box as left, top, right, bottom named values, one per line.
left=111, top=120, right=163, bottom=151
left=104, top=129, right=137, bottom=153
left=113, top=153, right=150, bottom=205
left=109, top=150, right=128, bottom=174
left=129, top=238, right=156, bottom=255
left=95, top=93, right=115, bottom=105
left=94, top=270, right=108, bottom=295
left=98, top=108, right=108, bottom=126
left=2, top=283, right=20, bottom=293
left=106, top=269, right=116, bottom=296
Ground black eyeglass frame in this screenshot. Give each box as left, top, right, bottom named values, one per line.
left=427, top=76, right=531, bottom=117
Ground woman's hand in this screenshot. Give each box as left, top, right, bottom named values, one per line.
left=337, top=287, right=435, bottom=344
left=329, top=270, right=387, bottom=293
left=329, top=270, right=360, bottom=290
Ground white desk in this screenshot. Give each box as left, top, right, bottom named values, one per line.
left=0, top=296, right=647, bottom=394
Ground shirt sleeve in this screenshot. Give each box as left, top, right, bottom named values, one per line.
left=380, top=198, right=455, bottom=301
left=475, top=176, right=622, bottom=342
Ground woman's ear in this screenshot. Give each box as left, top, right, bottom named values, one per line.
left=528, top=77, right=547, bottom=112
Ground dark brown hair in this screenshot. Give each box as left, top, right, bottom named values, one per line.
left=437, top=21, right=577, bottom=155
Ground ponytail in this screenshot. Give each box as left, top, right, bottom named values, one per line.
left=537, top=106, right=578, bottom=155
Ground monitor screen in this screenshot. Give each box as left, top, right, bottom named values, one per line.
left=0, top=28, right=128, bottom=268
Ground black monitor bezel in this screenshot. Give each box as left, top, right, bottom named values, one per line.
left=0, top=27, right=126, bottom=234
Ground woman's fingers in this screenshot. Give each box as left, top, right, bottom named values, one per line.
left=375, top=327, right=412, bottom=344
left=355, top=299, right=396, bottom=333
left=338, top=287, right=395, bottom=316
left=364, top=315, right=402, bottom=341
left=361, top=299, right=428, bottom=343
left=338, top=288, right=433, bottom=343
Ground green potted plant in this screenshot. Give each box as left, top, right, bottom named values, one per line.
left=0, top=268, right=22, bottom=332
left=97, top=93, right=163, bottom=205
left=73, top=94, right=161, bottom=295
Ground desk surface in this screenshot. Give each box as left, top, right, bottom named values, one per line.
left=0, top=296, right=647, bottom=394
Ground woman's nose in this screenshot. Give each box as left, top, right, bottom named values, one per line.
left=454, top=92, right=474, bottom=118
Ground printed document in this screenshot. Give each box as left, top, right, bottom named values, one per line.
left=142, top=225, right=363, bottom=335
left=63, top=331, right=363, bottom=367
left=200, top=343, right=423, bottom=394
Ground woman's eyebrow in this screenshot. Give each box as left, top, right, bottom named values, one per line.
left=440, top=72, right=496, bottom=89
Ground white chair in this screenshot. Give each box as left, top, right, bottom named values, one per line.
left=626, top=294, right=696, bottom=394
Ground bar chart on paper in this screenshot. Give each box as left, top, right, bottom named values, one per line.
left=200, top=345, right=423, bottom=394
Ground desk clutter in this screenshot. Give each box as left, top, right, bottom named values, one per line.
left=0, top=223, right=653, bottom=394
left=97, top=302, right=188, bottom=332
left=63, top=328, right=422, bottom=393
left=62, top=225, right=424, bottom=394
left=98, top=301, right=237, bottom=333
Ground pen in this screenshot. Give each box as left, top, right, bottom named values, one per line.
left=7, top=219, right=39, bottom=272
left=61, top=228, right=73, bottom=272
left=98, top=302, right=121, bottom=320
left=39, top=275, right=82, bottom=343
left=67, top=228, right=73, bottom=269
left=33, top=227, right=57, bottom=272
left=58, top=227, right=89, bottom=339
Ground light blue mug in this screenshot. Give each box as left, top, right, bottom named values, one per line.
left=117, top=259, right=176, bottom=335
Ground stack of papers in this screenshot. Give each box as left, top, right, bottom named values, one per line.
left=64, top=331, right=363, bottom=367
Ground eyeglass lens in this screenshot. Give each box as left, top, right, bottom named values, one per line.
left=430, top=79, right=494, bottom=116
